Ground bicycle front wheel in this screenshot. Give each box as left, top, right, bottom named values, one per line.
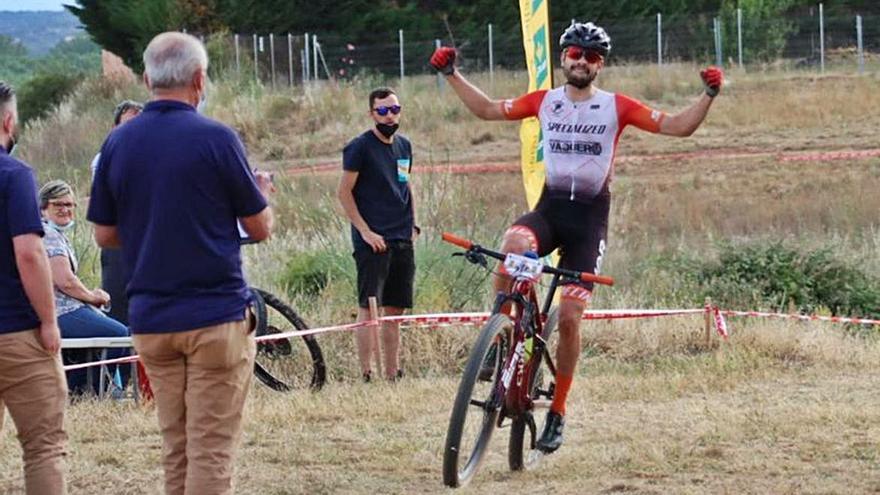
left=442, top=313, right=512, bottom=488
left=251, top=288, right=326, bottom=391
left=509, top=307, right=559, bottom=471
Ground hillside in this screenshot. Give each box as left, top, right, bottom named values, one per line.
left=0, top=10, right=83, bottom=56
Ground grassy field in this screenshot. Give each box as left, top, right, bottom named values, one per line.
left=3, top=62, right=880, bottom=493
left=3, top=320, right=880, bottom=494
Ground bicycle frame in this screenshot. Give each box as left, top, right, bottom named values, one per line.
left=490, top=271, right=559, bottom=424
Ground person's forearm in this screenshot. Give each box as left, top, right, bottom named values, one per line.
left=56, top=274, right=98, bottom=304
left=446, top=71, right=500, bottom=120
left=662, top=94, right=714, bottom=137
left=338, top=188, right=372, bottom=235
left=17, top=250, right=58, bottom=324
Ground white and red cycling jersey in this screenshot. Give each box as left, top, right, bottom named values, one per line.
left=503, top=87, right=665, bottom=201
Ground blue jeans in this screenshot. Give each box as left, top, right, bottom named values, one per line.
left=59, top=306, right=131, bottom=396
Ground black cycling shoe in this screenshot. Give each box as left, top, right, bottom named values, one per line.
left=536, top=411, right=565, bottom=454
left=478, top=342, right=499, bottom=382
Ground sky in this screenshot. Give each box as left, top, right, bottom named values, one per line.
left=0, top=0, right=67, bottom=11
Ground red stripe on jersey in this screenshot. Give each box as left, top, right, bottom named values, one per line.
left=502, top=90, right=548, bottom=120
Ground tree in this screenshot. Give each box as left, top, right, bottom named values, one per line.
left=66, top=0, right=184, bottom=73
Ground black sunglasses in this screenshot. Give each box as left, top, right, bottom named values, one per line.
left=372, top=105, right=401, bottom=116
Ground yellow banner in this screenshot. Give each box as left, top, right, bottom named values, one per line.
left=518, top=0, right=552, bottom=209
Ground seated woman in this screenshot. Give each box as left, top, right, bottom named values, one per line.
left=39, top=180, right=130, bottom=396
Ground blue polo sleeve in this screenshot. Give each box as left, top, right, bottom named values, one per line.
left=7, top=167, right=44, bottom=238
left=218, top=129, right=268, bottom=218
left=86, top=140, right=117, bottom=226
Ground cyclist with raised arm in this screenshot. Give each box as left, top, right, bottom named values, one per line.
left=430, top=21, right=723, bottom=454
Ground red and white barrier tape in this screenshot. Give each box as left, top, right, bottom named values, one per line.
left=714, top=307, right=729, bottom=338
left=719, top=310, right=880, bottom=326
left=64, top=355, right=140, bottom=372
left=61, top=306, right=876, bottom=371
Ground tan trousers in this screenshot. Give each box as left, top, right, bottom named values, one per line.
left=0, top=329, right=68, bottom=495
left=134, top=317, right=256, bottom=495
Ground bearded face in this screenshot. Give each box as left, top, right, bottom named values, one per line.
left=560, top=47, right=604, bottom=89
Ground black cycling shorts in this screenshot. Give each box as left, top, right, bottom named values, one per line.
left=353, top=240, right=415, bottom=309
left=507, top=192, right=609, bottom=294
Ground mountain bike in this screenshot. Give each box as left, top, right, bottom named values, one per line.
left=241, top=229, right=325, bottom=391
left=440, top=232, right=613, bottom=488
left=250, top=287, right=326, bottom=391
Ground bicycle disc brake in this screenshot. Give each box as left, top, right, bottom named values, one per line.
left=525, top=412, right=537, bottom=449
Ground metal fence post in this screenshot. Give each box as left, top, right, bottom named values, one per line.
left=304, top=32, right=310, bottom=81
left=269, top=33, right=276, bottom=89
left=399, top=29, right=405, bottom=84
left=287, top=33, right=294, bottom=87
left=657, top=13, right=662, bottom=66
left=435, top=39, right=443, bottom=90
left=737, top=8, right=743, bottom=69
left=856, top=15, right=864, bottom=74
left=252, top=34, right=258, bottom=83
left=714, top=17, right=723, bottom=67
left=312, top=34, right=319, bottom=81
left=488, top=23, right=494, bottom=87
left=234, top=34, right=240, bottom=74
left=819, top=3, right=825, bottom=73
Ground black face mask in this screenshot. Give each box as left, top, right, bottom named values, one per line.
left=4, top=134, right=16, bottom=155
left=376, top=122, right=399, bottom=139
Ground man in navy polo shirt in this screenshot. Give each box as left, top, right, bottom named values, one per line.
left=338, top=87, right=418, bottom=382
left=0, top=81, right=68, bottom=495
left=87, top=33, right=274, bottom=495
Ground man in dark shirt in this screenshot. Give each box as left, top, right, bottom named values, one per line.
left=91, top=99, right=143, bottom=325
left=87, top=33, right=274, bottom=495
left=338, top=87, right=418, bottom=382
left=0, top=80, right=68, bottom=495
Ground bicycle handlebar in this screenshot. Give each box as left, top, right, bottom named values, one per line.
left=441, top=232, right=473, bottom=250
left=441, top=231, right=614, bottom=287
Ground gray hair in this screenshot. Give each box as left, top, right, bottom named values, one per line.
left=39, top=180, right=74, bottom=209
left=143, top=32, right=209, bottom=90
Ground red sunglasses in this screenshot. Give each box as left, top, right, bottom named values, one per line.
left=565, top=46, right=603, bottom=64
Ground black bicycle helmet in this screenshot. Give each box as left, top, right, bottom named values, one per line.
left=559, top=21, right=611, bottom=57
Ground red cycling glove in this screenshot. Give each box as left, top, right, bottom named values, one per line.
left=430, top=46, right=457, bottom=76
left=700, top=66, right=724, bottom=97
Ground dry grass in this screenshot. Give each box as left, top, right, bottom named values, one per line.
left=3, top=319, right=880, bottom=494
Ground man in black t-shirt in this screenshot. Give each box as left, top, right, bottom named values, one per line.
left=338, top=87, right=418, bottom=382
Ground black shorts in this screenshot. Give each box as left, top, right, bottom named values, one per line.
left=353, top=240, right=415, bottom=309
left=509, top=193, right=609, bottom=293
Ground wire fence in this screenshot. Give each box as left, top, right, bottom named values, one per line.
left=207, top=9, right=878, bottom=88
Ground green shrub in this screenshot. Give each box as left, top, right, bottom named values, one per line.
left=18, top=71, right=82, bottom=125
left=281, top=249, right=352, bottom=297
left=653, top=241, right=880, bottom=318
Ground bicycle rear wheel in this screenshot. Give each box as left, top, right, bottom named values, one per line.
left=442, top=313, right=512, bottom=488
left=509, top=307, right=558, bottom=471
left=251, top=288, right=326, bottom=391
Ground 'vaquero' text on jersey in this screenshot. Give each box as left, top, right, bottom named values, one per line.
left=504, top=87, right=665, bottom=202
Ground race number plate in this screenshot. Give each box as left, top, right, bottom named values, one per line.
left=503, top=253, right=543, bottom=281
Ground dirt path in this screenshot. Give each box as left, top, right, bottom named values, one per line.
left=281, top=147, right=880, bottom=177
